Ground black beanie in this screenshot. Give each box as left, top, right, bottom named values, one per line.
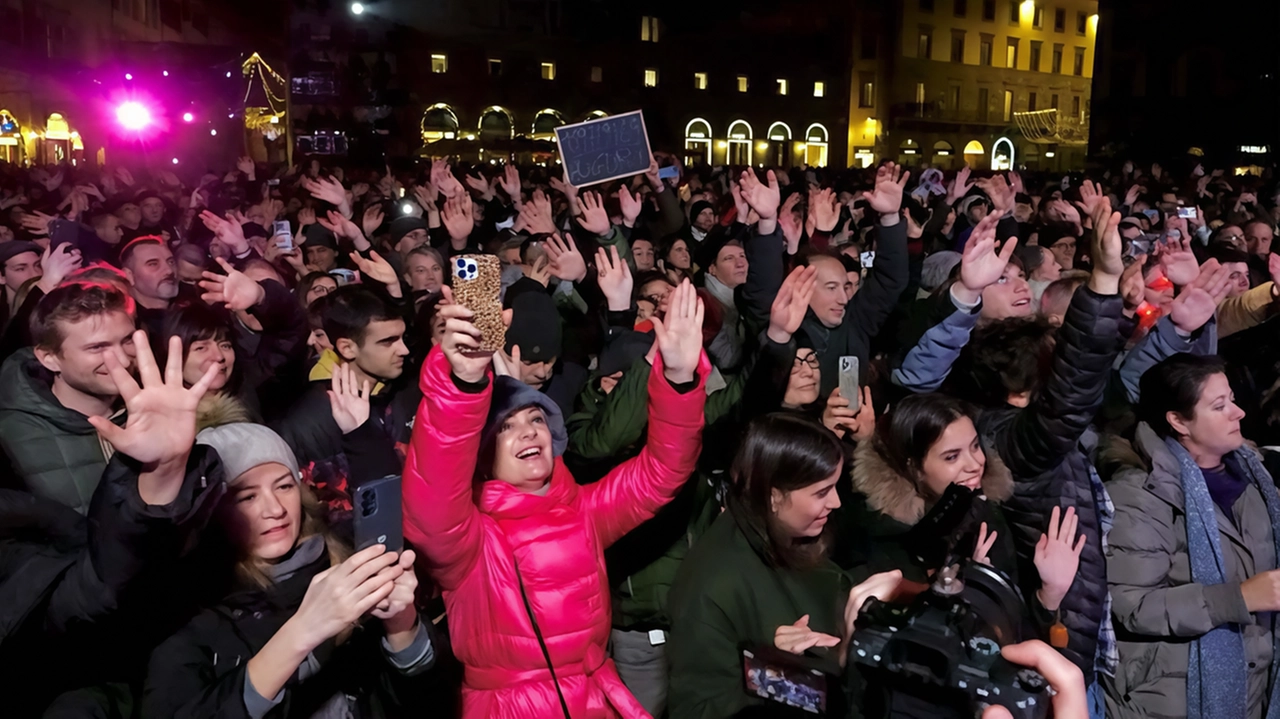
left=504, top=291, right=562, bottom=363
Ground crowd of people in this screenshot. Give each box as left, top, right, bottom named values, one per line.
left=0, top=146, right=1276, bottom=719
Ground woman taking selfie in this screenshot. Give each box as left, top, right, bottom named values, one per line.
left=1105, top=353, right=1280, bottom=719
left=403, top=280, right=709, bottom=718
left=665, top=413, right=903, bottom=719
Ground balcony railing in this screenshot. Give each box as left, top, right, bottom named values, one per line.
left=1013, top=109, right=1089, bottom=146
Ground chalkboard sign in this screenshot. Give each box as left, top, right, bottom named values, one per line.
left=555, top=110, right=652, bottom=188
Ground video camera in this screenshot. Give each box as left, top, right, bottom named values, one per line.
left=848, top=560, right=1050, bottom=719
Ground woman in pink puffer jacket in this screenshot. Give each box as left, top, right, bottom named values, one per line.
left=404, top=281, right=708, bottom=719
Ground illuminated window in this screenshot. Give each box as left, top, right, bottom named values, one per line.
left=776, top=79, right=788, bottom=96
left=1033, top=5, right=1043, bottom=28
left=1003, top=90, right=1014, bottom=121
left=1073, top=46, right=1086, bottom=76
left=488, top=59, right=502, bottom=76
left=1006, top=38, right=1018, bottom=68
left=805, top=124, right=829, bottom=167
left=644, top=69, right=658, bottom=87
left=685, top=118, right=712, bottom=165
left=918, top=30, right=933, bottom=59
left=813, top=81, right=825, bottom=97
left=431, top=54, right=448, bottom=74
left=694, top=72, right=708, bottom=90
left=591, top=66, right=602, bottom=83
left=859, top=80, right=875, bottom=108
left=541, top=62, right=556, bottom=80
left=737, top=75, right=748, bottom=93
left=980, top=37, right=992, bottom=66
left=641, top=15, right=660, bottom=42
left=1053, top=7, right=1065, bottom=32
left=727, top=120, right=753, bottom=165
left=916, top=82, right=926, bottom=117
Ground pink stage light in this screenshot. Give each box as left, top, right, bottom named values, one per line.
left=182, top=112, right=194, bottom=122
left=116, top=102, right=152, bottom=131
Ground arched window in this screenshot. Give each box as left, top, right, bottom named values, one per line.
left=804, top=123, right=829, bottom=167
left=585, top=110, right=609, bottom=121
left=478, top=106, right=514, bottom=142
left=420, top=103, right=459, bottom=143
left=684, top=117, right=712, bottom=165
left=963, top=140, right=985, bottom=155
left=727, top=120, right=753, bottom=165
left=531, top=109, right=566, bottom=140
left=992, top=137, right=1015, bottom=171
left=933, top=140, right=954, bottom=157
left=765, top=122, right=793, bottom=167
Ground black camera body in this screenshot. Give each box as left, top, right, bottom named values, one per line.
left=848, top=562, right=1050, bottom=719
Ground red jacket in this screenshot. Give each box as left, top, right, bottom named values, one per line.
left=404, top=347, right=708, bottom=719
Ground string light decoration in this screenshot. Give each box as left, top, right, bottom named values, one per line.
left=241, top=52, right=287, bottom=137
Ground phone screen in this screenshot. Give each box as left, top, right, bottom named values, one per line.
left=743, top=649, right=828, bottom=714
left=839, top=356, right=861, bottom=414
left=1177, top=206, right=1196, bottom=219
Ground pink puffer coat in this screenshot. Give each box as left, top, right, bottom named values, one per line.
left=404, top=347, right=708, bottom=719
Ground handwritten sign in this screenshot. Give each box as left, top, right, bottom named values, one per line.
left=555, top=110, right=652, bottom=187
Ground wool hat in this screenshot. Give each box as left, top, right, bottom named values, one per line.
left=241, top=222, right=270, bottom=241
left=0, top=240, right=42, bottom=268
left=301, top=223, right=338, bottom=251
left=595, top=330, right=654, bottom=377
left=693, top=227, right=740, bottom=273
left=689, top=200, right=715, bottom=225
left=196, top=422, right=300, bottom=483
left=481, top=375, right=568, bottom=458
left=504, top=290, right=562, bottom=363
left=920, top=250, right=962, bottom=291
left=389, top=216, right=428, bottom=244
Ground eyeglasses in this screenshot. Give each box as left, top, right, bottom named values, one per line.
left=793, top=352, right=820, bottom=371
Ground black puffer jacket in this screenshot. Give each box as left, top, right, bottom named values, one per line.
left=976, top=286, right=1124, bottom=676
left=0, top=447, right=226, bottom=716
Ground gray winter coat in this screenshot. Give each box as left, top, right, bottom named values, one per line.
left=1104, top=422, right=1277, bottom=719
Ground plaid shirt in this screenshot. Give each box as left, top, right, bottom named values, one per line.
left=1089, top=462, right=1119, bottom=678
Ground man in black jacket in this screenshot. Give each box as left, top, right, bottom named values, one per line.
left=0, top=330, right=227, bottom=717
left=955, top=196, right=1127, bottom=713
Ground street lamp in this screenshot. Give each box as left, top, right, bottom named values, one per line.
left=350, top=2, right=364, bottom=15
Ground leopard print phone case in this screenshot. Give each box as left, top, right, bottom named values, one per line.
left=451, top=254, right=506, bottom=356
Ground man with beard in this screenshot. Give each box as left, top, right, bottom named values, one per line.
left=119, top=236, right=196, bottom=337
left=0, top=282, right=136, bottom=514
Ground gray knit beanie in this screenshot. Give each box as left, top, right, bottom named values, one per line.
left=196, top=423, right=300, bottom=483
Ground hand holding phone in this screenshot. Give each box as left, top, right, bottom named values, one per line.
left=353, top=475, right=403, bottom=554
left=451, top=254, right=506, bottom=355
left=839, top=356, right=861, bottom=414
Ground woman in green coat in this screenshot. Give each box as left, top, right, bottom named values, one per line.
left=666, top=413, right=902, bottom=719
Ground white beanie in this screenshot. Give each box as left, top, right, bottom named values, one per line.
left=196, top=422, right=300, bottom=483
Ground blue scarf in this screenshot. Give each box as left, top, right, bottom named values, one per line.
left=1165, top=437, right=1280, bottom=719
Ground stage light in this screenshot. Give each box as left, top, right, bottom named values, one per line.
left=210, top=129, right=217, bottom=136
left=401, top=203, right=413, bottom=214
left=124, top=73, right=133, bottom=80
left=182, top=112, right=194, bottom=122
left=172, top=158, right=179, bottom=165
left=226, top=71, right=232, bottom=78
left=351, top=2, right=364, bottom=14
left=163, top=71, right=169, bottom=77
left=116, top=102, right=152, bottom=131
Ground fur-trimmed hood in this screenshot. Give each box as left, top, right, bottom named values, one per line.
left=851, top=437, right=1013, bottom=526
left=196, top=392, right=254, bottom=432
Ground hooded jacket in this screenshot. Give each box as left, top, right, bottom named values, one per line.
left=403, top=346, right=708, bottom=719
left=846, top=438, right=1016, bottom=584
left=1102, top=424, right=1277, bottom=719
left=0, top=348, right=126, bottom=514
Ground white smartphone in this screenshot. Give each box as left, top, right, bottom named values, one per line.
left=272, top=220, right=293, bottom=251
left=839, top=356, right=860, bottom=414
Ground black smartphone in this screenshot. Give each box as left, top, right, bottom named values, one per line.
left=49, top=218, right=79, bottom=250
left=353, top=475, right=403, bottom=553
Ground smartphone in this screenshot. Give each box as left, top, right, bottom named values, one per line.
left=353, top=475, right=403, bottom=553
left=839, top=356, right=861, bottom=414
left=742, top=647, right=830, bottom=715
left=49, top=218, right=79, bottom=250
left=859, top=251, right=876, bottom=268
left=330, top=268, right=357, bottom=286
left=452, top=254, right=506, bottom=356
left=271, top=220, right=293, bottom=251
left=658, top=165, right=680, bottom=180
left=266, top=178, right=280, bottom=187
left=1177, top=206, right=1197, bottom=219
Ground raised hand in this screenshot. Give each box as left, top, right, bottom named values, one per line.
left=430, top=159, right=465, bottom=199
left=650, top=279, right=704, bottom=384
left=302, top=175, right=351, bottom=218
left=1033, top=506, right=1086, bottom=611
left=947, top=165, right=975, bottom=204
left=576, top=191, right=611, bottom=236
left=199, top=210, right=250, bottom=255
left=326, top=361, right=372, bottom=434
left=464, top=173, right=494, bottom=201
left=1119, top=254, right=1148, bottom=312
left=88, top=331, right=219, bottom=469
left=499, top=163, right=522, bottom=205
left=236, top=156, right=255, bottom=179
left=1008, top=170, right=1025, bottom=196
left=438, top=285, right=499, bottom=379
left=350, top=251, right=401, bottom=297
left=360, top=204, right=384, bottom=238
left=36, top=243, right=83, bottom=294
left=977, top=175, right=1015, bottom=217
left=811, top=187, right=841, bottom=232
left=115, top=167, right=135, bottom=187
left=291, top=545, right=402, bottom=649
left=596, top=245, right=633, bottom=311
left=441, top=195, right=474, bottom=244
left=520, top=190, right=558, bottom=236
left=1123, top=184, right=1145, bottom=209
left=1087, top=195, right=1124, bottom=294
left=616, top=186, right=642, bottom=228
left=768, top=265, right=818, bottom=343
left=1169, top=259, right=1231, bottom=334
left=644, top=154, right=665, bottom=192
left=956, top=213, right=1017, bottom=304
left=862, top=162, right=910, bottom=216
left=492, top=343, right=527, bottom=383
left=1157, top=234, right=1200, bottom=286
left=549, top=168, right=580, bottom=209
left=1073, top=179, right=1106, bottom=220
left=19, top=210, right=55, bottom=236
left=778, top=193, right=803, bottom=254
left=775, top=615, right=841, bottom=654
left=973, top=522, right=999, bottom=566
left=544, top=232, right=587, bottom=282
left=739, top=168, right=781, bottom=221
left=298, top=206, right=317, bottom=228
left=200, top=257, right=267, bottom=311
